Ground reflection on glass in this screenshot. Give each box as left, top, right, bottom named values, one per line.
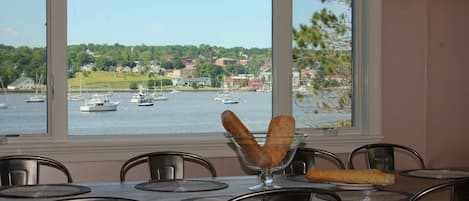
left=0, top=0, right=47, bottom=135
left=67, top=0, right=272, bottom=135
left=292, top=0, right=353, bottom=129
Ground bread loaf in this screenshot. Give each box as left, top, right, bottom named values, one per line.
left=263, top=115, right=295, bottom=167
left=221, top=110, right=272, bottom=167
left=306, top=169, right=395, bottom=185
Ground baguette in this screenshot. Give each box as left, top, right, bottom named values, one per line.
left=263, top=115, right=295, bottom=167
left=306, top=169, right=395, bottom=185
left=221, top=110, right=272, bottom=167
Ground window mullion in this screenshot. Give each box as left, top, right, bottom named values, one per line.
left=272, top=0, right=292, bottom=116
left=48, top=0, right=68, bottom=141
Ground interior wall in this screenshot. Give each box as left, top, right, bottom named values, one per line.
left=425, top=0, right=469, bottom=167
left=381, top=0, right=428, bottom=167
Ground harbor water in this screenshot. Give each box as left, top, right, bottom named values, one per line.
left=0, top=91, right=350, bottom=135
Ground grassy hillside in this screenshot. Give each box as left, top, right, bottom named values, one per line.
left=68, top=72, right=153, bottom=90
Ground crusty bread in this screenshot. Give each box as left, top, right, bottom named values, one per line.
left=306, top=169, right=395, bottom=185
left=221, top=110, right=272, bottom=167
left=263, top=115, right=295, bottom=167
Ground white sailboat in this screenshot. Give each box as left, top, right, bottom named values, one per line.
left=68, top=72, right=85, bottom=101
left=215, top=77, right=239, bottom=104
left=169, top=89, right=180, bottom=94
left=152, top=78, right=168, bottom=101
left=0, top=77, right=8, bottom=109
left=26, top=74, right=46, bottom=103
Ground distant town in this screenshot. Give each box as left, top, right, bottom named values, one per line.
left=1, top=44, right=348, bottom=92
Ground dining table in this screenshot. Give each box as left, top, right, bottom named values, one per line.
left=0, top=172, right=456, bottom=201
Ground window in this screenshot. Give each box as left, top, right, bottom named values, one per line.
left=0, top=0, right=47, bottom=135
left=0, top=0, right=381, bottom=160
left=292, top=0, right=354, bottom=130
left=66, top=0, right=273, bottom=135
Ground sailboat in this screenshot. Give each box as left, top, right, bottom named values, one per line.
left=0, top=77, right=8, bottom=109
left=214, top=76, right=239, bottom=104
left=26, top=74, right=46, bottom=103
left=152, top=78, right=168, bottom=101
left=68, top=72, right=85, bottom=101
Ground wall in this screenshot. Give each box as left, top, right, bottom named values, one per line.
left=382, top=0, right=469, bottom=168
left=425, top=0, right=469, bottom=167
left=381, top=0, right=428, bottom=166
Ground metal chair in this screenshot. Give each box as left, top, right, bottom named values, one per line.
left=284, top=147, right=345, bottom=176
left=228, top=187, right=342, bottom=201
left=120, top=151, right=217, bottom=182
left=0, top=155, right=73, bottom=186
left=56, top=197, right=138, bottom=201
left=348, top=143, right=425, bottom=171
left=409, top=178, right=469, bottom=201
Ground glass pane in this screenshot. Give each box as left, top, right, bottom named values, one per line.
left=0, top=0, right=47, bottom=135
left=67, top=0, right=272, bottom=135
left=292, top=0, right=353, bottom=129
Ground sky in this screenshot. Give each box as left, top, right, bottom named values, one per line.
left=0, top=0, right=350, bottom=48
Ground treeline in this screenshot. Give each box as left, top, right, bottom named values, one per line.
left=0, top=43, right=271, bottom=86
left=0, top=44, right=47, bottom=85
left=68, top=44, right=270, bottom=76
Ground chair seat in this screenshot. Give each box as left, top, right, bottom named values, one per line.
left=120, top=151, right=216, bottom=182
left=0, top=155, right=72, bottom=186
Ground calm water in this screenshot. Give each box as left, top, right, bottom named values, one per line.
left=0, top=92, right=350, bottom=135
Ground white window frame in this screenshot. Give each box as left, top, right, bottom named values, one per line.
left=1, top=0, right=381, bottom=162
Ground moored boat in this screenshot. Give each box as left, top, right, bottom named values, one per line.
left=0, top=77, right=8, bottom=109
left=80, top=94, right=119, bottom=112
left=222, top=97, right=239, bottom=104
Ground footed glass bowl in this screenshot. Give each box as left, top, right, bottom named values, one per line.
left=225, top=132, right=307, bottom=191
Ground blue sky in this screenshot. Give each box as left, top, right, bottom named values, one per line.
left=0, top=0, right=349, bottom=48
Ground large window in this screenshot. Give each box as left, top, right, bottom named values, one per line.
left=0, top=0, right=381, bottom=159
left=66, top=0, right=272, bottom=135
left=0, top=0, right=47, bottom=135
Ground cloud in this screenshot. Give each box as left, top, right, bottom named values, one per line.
left=1, top=27, right=20, bottom=37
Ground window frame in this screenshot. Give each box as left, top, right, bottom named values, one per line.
left=1, top=0, right=381, bottom=162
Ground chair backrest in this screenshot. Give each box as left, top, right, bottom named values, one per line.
left=228, top=187, right=342, bottom=201
left=410, top=178, right=469, bottom=201
left=348, top=143, right=425, bottom=171
left=120, top=151, right=216, bottom=182
left=56, top=197, right=138, bottom=201
left=284, top=147, right=345, bottom=175
left=0, top=155, right=73, bottom=186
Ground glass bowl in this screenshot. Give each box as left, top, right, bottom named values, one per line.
left=225, top=132, right=307, bottom=191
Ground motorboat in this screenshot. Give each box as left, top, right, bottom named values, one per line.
left=222, top=97, right=239, bottom=104
left=136, top=94, right=154, bottom=106
left=80, top=94, right=119, bottom=112
left=26, top=95, right=46, bottom=103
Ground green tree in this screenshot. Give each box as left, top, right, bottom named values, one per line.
left=129, top=82, right=138, bottom=90
left=224, top=64, right=246, bottom=76
left=195, top=63, right=224, bottom=87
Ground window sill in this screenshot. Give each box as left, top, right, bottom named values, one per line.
left=0, top=134, right=382, bottom=162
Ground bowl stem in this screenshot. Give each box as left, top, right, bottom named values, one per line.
left=249, top=169, right=279, bottom=191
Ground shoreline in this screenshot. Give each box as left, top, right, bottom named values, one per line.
left=2, top=87, right=259, bottom=94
